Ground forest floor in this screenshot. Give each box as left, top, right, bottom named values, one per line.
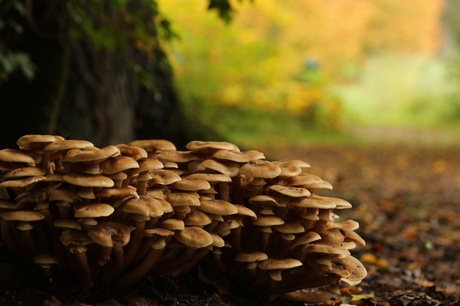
left=1, top=132, right=460, bottom=305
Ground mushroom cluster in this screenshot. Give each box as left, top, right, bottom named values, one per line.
left=0, top=135, right=366, bottom=302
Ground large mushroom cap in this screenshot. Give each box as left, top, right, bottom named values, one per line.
left=63, top=173, right=114, bottom=188
left=129, top=139, right=176, bottom=152
left=0, top=149, right=41, bottom=165
left=74, top=203, right=115, bottom=218
left=175, top=226, right=214, bottom=248
left=44, top=139, right=94, bottom=151
left=3, top=210, right=45, bottom=222
left=239, top=160, right=281, bottom=179
left=16, top=134, right=65, bottom=150
left=87, top=222, right=133, bottom=247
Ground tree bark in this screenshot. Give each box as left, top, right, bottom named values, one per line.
left=0, top=0, right=199, bottom=150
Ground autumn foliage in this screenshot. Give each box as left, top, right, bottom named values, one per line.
left=160, top=0, right=444, bottom=130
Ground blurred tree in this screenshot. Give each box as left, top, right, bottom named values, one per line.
left=0, top=0, right=243, bottom=148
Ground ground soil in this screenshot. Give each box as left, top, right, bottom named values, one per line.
left=1, top=140, right=459, bottom=305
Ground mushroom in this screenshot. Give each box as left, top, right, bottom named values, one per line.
left=87, top=222, right=133, bottom=282
left=63, top=173, right=114, bottom=200
left=116, top=228, right=174, bottom=287
left=34, top=253, right=58, bottom=280
left=60, top=229, right=94, bottom=288
left=2, top=210, right=46, bottom=257
left=157, top=226, right=214, bottom=276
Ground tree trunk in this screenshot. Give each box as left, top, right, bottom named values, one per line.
left=0, top=0, right=199, bottom=150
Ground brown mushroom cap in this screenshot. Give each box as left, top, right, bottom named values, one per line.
left=239, top=160, right=281, bottom=179
left=87, top=222, right=133, bottom=247
left=44, top=139, right=94, bottom=151
left=100, top=156, right=139, bottom=175
left=195, top=160, right=240, bottom=177
left=63, top=173, right=114, bottom=188
left=167, top=192, right=200, bottom=207
left=3, top=210, right=45, bottom=222
left=129, top=139, right=176, bottom=152
left=331, top=255, right=367, bottom=285
left=17, top=134, right=65, bottom=150
left=0, top=149, right=41, bottom=165
left=157, top=151, right=200, bottom=163
left=252, top=215, right=285, bottom=227
left=0, top=176, right=46, bottom=188
left=267, top=185, right=311, bottom=198
left=183, top=210, right=213, bottom=227
left=116, top=144, right=148, bottom=160
left=234, top=251, right=268, bottom=263
left=186, top=141, right=239, bottom=153
left=3, top=166, right=45, bottom=178
left=289, top=195, right=339, bottom=209
left=122, top=195, right=164, bottom=217
left=212, top=149, right=264, bottom=163
left=64, top=145, right=120, bottom=163
left=258, top=258, right=302, bottom=271
left=74, top=203, right=115, bottom=218
left=170, top=179, right=211, bottom=192
left=174, top=226, right=214, bottom=248
left=199, top=199, right=238, bottom=216
left=186, top=173, right=232, bottom=183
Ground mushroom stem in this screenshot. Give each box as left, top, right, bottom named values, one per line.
left=116, top=245, right=166, bottom=287
left=69, top=246, right=93, bottom=289
left=0, top=219, right=23, bottom=258
left=101, top=246, right=125, bottom=283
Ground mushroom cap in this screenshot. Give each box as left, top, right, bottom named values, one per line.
left=95, top=187, right=138, bottom=199
left=195, top=159, right=240, bottom=177
left=234, top=251, right=268, bottom=263
left=54, top=219, right=83, bottom=230
left=174, top=226, right=214, bottom=248
left=122, top=195, right=164, bottom=217
left=307, top=244, right=350, bottom=256
left=158, top=218, right=185, bottom=231
left=135, top=158, right=164, bottom=173
left=186, top=173, right=232, bottom=183
left=60, top=229, right=93, bottom=246
left=186, top=141, right=239, bottom=153
left=44, top=139, right=94, bottom=151
left=171, top=179, right=211, bottom=192
left=48, top=189, right=81, bottom=203
left=290, top=231, right=322, bottom=248
left=199, top=199, right=238, bottom=216
left=115, top=144, right=148, bottom=160
left=234, top=204, right=257, bottom=219
left=3, top=166, right=45, bottom=178
left=34, top=253, right=59, bottom=265
left=64, top=145, right=120, bottom=163
left=331, top=255, right=367, bottom=286
left=274, top=222, right=305, bottom=234
left=3, top=210, right=45, bottom=222
left=289, top=195, right=338, bottom=209
left=17, top=134, right=65, bottom=150
left=252, top=215, right=284, bottom=227
left=212, top=149, right=264, bottom=163
left=0, top=149, right=41, bottom=164
left=258, top=258, right=303, bottom=271
left=63, top=173, right=114, bottom=188
left=129, top=139, right=176, bottom=152
left=282, top=173, right=325, bottom=186
left=239, top=160, right=281, bottom=179
left=0, top=176, right=46, bottom=188
left=167, top=192, right=200, bottom=207
left=157, top=151, right=200, bottom=163
left=87, top=222, right=133, bottom=247
left=100, top=156, right=139, bottom=175
left=74, top=203, right=115, bottom=218
left=183, top=210, right=213, bottom=227
left=267, top=185, right=311, bottom=198
left=149, top=170, right=181, bottom=185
